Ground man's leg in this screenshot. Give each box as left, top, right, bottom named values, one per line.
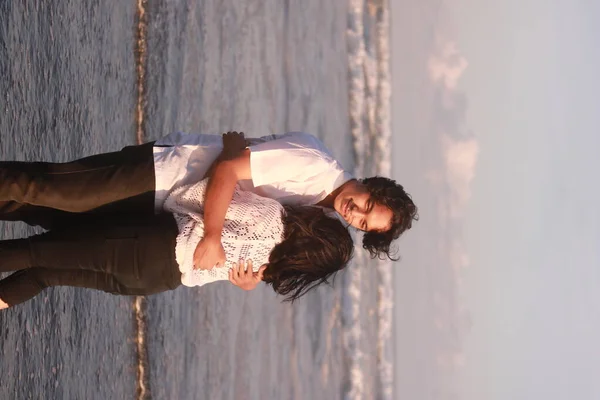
left=0, top=142, right=156, bottom=226
left=0, top=204, right=78, bottom=230
left=0, top=214, right=181, bottom=301
left=0, top=268, right=148, bottom=308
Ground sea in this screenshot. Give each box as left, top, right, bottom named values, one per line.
left=0, top=1, right=393, bottom=399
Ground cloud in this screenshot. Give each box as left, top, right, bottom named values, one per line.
left=449, top=240, right=471, bottom=271
left=422, top=37, right=478, bottom=392
left=436, top=352, right=466, bottom=368
left=428, top=38, right=478, bottom=378
left=428, top=41, right=469, bottom=90
left=434, top=89, right=469, bottom=139
left=427, top=39, right=478, bottom=220
left=442, top=134, right=480, bottom=218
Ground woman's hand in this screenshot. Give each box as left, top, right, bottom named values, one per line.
left=228, top=259, right=266, bottom=291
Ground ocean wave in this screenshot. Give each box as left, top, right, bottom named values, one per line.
left=344, top=0, right=394, bottom=399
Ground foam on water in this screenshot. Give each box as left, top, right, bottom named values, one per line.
left=344, top=0, right=394, bottom=399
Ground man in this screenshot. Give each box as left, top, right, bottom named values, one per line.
left=0, top=131, right=417, bottom=268
left=153, top=131, right=418, bottom=269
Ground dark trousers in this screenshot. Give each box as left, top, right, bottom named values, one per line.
left=0, top=214, right=181, bottom=307
left=0, top=142, right=156, bottom=229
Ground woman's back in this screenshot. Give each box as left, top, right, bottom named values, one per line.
left=164, top=179, right=285, bottom=287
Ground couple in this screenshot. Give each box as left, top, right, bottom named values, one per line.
left=0, top=131, right=418, bottom=309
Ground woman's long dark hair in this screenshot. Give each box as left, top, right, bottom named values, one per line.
left=262, top=206, right=354, bottom=302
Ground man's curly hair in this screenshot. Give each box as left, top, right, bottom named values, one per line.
left=360, top=176, right=418, bottom=260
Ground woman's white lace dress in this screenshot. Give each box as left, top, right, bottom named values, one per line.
left=163, top=179, right=285, bottom=287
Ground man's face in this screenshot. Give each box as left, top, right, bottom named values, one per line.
left=333, top=181, right=393, bottom=233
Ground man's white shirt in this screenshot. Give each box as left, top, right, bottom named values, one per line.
left=152, top=131, right=354, bottom=211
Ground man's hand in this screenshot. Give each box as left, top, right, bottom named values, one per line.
left=193, top=234, right=226, bottom=270
left=221, top=131, right=247, bottom=160
left=206, top=131, right=246, bottom=178
left=228, top=259, right=266, bottom=291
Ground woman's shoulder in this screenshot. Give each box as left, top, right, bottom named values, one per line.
left=232, top=187, right=284, bottom=209
left=226, top=190, right=285, bottom=239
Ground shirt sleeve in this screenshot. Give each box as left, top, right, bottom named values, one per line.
left=248, top=132, right=334, bottom=188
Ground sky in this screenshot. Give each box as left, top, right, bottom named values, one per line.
left=390, top=0, right=600, bottom=399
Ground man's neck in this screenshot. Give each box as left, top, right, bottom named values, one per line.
left=316, top=179, right=355, bottom=209
left=316, top=193, right=335, bottom=209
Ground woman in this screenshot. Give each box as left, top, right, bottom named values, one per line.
left=0, top=179, right=354, bottom=309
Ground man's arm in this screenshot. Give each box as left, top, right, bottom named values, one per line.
left=192, top=148, right=252, bottom=270
left=204, top=131, right=247, bottom=177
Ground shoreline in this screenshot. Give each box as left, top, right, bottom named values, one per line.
left=134, top=0, right=150, bottom=398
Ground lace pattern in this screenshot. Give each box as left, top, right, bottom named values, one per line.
left=164, top=179, right=285, bottom=287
